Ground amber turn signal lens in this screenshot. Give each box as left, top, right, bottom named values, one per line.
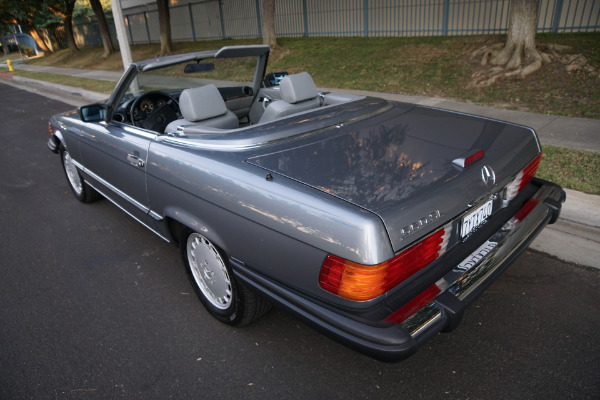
left=319, top=226, right=450, bottom=301
left=319, top=255, right=389, bottom=301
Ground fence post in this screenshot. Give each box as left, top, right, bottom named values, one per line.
left=303, top=0, right=308, bottom=37
left=126, top=15, right=134, bottom=45
left=363, top=0, right=369, bottom=37
left=442, top=0, right=449, bottom=36
left=551, top=0, right=565, bottom=33
left=217, top=0, right=226, bottom=39
left=188, top=3, right=196, bottom=41
left=143, top=12, right=151, bottom=43
left=255, top=0, right=263, bottom=38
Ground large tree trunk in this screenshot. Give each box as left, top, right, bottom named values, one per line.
left=0, top=31, right=9, bottom=56
left=157, top=0, right=172, bottom=56
left=63, top=13, right=79, bottom=54
left=262, top=0, right=277, bottom=48
left=89, top=0, right=114, bottom=58
left=473, top=0, right=594, bottom=87
left=22, top=22, right=53, bottom=55
left=490, top=0, right=541, bottom=75
left=48, top=0, right=78, bottom=55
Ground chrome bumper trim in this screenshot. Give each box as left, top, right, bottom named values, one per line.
left=85, top=180, right=171, bottom=243
left=402, top=182, right=565, bottom=336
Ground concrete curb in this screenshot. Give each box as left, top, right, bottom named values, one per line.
left=13, top=76, right=108, bottom=103
left=1, top=69, right=598, bottom=269
left=0, top=72, right=108, bottom=106
left=530, top=189, right=600, bottom=268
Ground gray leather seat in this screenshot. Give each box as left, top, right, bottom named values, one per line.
left=258, top=72, right=320, bottom=124
left=165, top=84, right=239, bottom=133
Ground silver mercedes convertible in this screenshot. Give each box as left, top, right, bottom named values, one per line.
left=47, top=45, right=565, bottom=361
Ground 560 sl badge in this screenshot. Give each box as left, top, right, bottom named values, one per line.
left=400, top=210, right=442, bottom=239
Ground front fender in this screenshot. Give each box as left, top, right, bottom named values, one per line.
left=48, top=135, right=61, bottom=154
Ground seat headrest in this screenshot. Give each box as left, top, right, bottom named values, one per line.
left=280, top=72, right=318, bottom=104
left=179, top=84, right=228, bottom=122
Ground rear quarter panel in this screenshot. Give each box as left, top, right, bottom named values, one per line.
left=145, top=140, right=394, bottom=302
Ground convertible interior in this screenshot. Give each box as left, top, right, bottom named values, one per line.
left=115, top=72, right=362, bottom=136
left=107, top=46, right=362, bottom=136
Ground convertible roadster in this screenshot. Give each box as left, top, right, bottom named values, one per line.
left=47, top=45, right=565, bottom=361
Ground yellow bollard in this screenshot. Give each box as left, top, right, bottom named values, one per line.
left=6, top=60, right=15, bottom=72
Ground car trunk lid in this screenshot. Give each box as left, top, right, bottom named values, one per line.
left=247, top=102, right=541, bottom=252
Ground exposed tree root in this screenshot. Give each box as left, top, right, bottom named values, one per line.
left=470, top=42, right=598, bottom=88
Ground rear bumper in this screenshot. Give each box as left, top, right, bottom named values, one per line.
left=234, top=179, right=565, bottom=362
left=400, top=179, right=565, bottom=344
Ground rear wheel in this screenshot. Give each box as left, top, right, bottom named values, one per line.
left=60, top=144, right=101, bottom=203
left=182, top=229, right=271, bottom=326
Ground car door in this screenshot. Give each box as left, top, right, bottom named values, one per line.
left=77, top=120, right=156, bottom=228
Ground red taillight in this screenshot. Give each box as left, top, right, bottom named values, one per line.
left=505, top=153, right=543, bottom=201
left=319, top=226, right=450, bottom=301
left=385, top=284, right=441, bottom=324
left=519, top=153, right=543, bottom=191
left=48, top=123, right=54, bottom=136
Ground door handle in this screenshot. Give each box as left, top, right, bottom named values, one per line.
left=127, top=153, right=145, bottom=168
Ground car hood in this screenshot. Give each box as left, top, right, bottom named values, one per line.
left=247, top=102, right=541, bottom=252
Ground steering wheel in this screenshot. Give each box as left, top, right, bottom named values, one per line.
left=130, top=91, right=180, bottom=132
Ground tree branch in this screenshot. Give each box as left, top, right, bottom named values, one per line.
left=47, top=5, right=67, bottom=18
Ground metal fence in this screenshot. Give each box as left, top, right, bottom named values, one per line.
left=69, top=0, right=599, bottom=47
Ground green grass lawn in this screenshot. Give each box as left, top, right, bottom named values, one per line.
left=538, top=146, right=600, bottom=195
left=23, top=33, right=600, bottom=119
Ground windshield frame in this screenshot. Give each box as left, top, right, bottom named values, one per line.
left=105, top=45, right=270, bottom=122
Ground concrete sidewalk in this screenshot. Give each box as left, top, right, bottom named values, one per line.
left=1, top=62, right=599, bottom=269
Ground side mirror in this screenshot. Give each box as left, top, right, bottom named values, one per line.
left=80, top=104, right=107, bottom=122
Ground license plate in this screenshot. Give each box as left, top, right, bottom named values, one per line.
left=461, top=199, right=493, bottom=239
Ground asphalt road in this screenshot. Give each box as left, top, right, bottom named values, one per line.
left=1, top=82, right=599, bottom=399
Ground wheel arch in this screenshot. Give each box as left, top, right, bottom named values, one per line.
left=163, top=208, right=230, bottom=255
left=53, top=128, right=65, bottom=143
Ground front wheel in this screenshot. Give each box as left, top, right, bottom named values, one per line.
left=60, top=145, right=101, bottom=203
left=182, top=229, right=271, bottom=326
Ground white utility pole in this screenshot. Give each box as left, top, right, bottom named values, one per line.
left=111, top=0, right=133, bottom=71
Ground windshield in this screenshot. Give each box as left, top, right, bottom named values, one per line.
left=123, top=56, right=258, bottom=100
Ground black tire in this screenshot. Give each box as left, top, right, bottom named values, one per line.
left=59, top=144, right=101, bottom=203
left=181, top=228, right=271, bottom=326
